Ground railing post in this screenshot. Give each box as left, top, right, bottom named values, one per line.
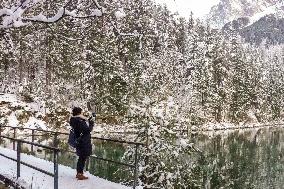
left=133, top=144, right=139, bottom=189
left=13, top=128, right=16, bottom=150
left=0, top=125, right=2, bottom=144
left=31, top=129, right=35, bottom=153
left=53, top=132, right=58, bottom=147
left=88, top=156, right=93, bottom=173
left=17, top=141, right=21, bottom=178
left=54, top=150, right=59, bottom=189
left=85, top=157, right=90, bottom=171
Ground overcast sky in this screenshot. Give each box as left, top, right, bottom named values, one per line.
left=155, top=0, right=220, bottom=18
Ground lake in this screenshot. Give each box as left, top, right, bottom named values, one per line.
left=0, top=183, right=8, bottom=189
left=191, top=126, right=284, bottom=189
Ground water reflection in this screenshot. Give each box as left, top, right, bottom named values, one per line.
left=0, top=183, right=8, bottom=189
left=191, top=127, right=284, bottom=189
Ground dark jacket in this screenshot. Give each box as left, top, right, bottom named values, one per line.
left=69, top=116, right=94, bottom=157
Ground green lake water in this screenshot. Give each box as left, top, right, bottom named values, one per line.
left=0, top=183, right=8, bottom=189
left=191, top=127, right=284, bottom=189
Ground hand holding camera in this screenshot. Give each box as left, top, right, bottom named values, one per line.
left=88, top=112, right=96, bottom=122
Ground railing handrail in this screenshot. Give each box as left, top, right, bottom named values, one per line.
left=0, top=125, right=144, bottom=146
left=0, top=135, right=59, bottom=189
left=0, top=135, right=60, bottom=151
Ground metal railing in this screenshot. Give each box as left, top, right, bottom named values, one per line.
left=0, top=125, right=144, bottom=189
left=0, top=135, right=60, bottom=189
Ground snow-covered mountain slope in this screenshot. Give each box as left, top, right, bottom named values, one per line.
left=249, top=2, right=284, bottom=25
left=206, top=0, right=284, bottom=45
left=207, top=0, right=284, bottom=28
left=239, top=14, right=284, bottom=45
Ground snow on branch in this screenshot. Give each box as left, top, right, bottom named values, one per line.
left=110, top=21, right=141, bottom=38
left=0, top=0, right=104, bottom=29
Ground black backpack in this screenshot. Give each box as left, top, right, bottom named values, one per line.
left=68, top=129, right=82, bottom=148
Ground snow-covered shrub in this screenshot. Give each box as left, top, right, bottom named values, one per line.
left=121, top=97, right=199, bottom=188
left=138, top=126, right=198, bottom=189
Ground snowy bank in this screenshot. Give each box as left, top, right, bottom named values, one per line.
left=0, top=93, right=48, bottom=130
left=0, top=147, right=130, bottom=189
left=194, top=122, right=284, bottom=131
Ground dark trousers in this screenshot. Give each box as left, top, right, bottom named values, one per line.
left=77, top=156, right=88, bottom=173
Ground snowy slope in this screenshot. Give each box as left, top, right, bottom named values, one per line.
left=249, top=1, right=284, bottom=25
left=0, top=93, right=47, bottom=130
left=0, top=147, right=131, bottom=189
left=0, top=93, right=138, bottom=136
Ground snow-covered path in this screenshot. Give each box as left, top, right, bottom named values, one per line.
left=0, top=147, right=130, bottom=189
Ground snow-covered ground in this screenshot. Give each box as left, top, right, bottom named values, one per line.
left=0, top=147, right=130, bottom=189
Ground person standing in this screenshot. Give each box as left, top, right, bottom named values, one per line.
left=69, top=107, right=94, bottom=180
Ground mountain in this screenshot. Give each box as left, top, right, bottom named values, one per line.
left=207, top=0, right=284, bottom=45
left=207, top=0, right=283, bottom=28
left=240, top=14, right=284, bottom=45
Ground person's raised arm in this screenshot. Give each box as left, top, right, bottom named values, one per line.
left=79, top=119, right=93, bottom=133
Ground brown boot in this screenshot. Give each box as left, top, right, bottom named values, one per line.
left=77, top=173, right=89, bottom=180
